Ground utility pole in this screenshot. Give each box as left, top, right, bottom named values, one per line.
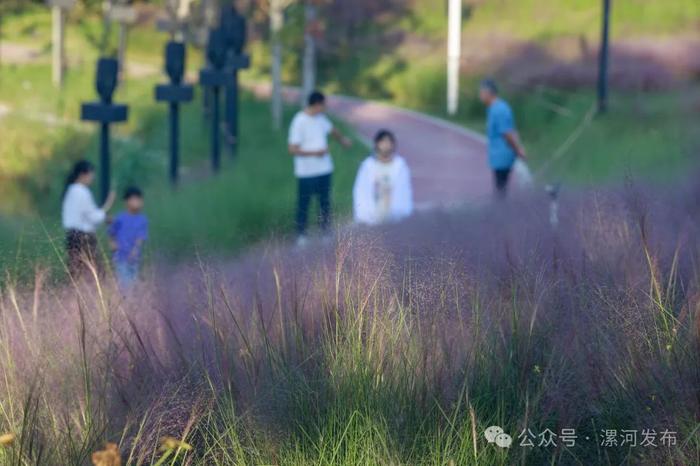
left=301, top=1, right=317, bottom=107
left=597, top=0, right=612, bottom=113
left=446, top=0, right=461, bottom=115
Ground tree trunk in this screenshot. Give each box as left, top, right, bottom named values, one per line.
left=0, top=12, right=4, bottom=70
left=300, top=2, right=317, bottom=107
left=270, top=0, right=284, bottom=130
left=101, top=1, right=113, bottom=55
left=117, top=22, right=127, bottom=78
left=52, top=5, right=65, bottom=87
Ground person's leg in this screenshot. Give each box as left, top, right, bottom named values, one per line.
left=114, top=260, right=138, bottom=289
left=66, top=230, right=81, bottom=278
left=493, top=169, right=511, bottom=199
left=84, top=233, right=102, bottom=276
left=317, top=173, right=332, bottom=232
left=66, top=231, right=99, bottom=279
left=295, top=176, right=314, bottom=236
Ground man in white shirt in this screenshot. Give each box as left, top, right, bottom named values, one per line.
left=288, top=91, right=352, bottom=244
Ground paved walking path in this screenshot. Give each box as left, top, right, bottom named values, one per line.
left=247, top=83, right=491, bottom=210
left=2, top=37, right=492, bottom=208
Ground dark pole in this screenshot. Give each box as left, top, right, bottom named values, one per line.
left=597, top=0, right=611, bottom=113
left=221, top=5, right=248, bottom=156
left=203, top=84, right=211, bottom=119
left=201, top=27, right=233, bottom=173
left=100, top=122, right=110, bottom=203
left=81, top=57, right=128, bottom=200
left=203, top=56, right=212, bottom=120
left=228, top=69, right=239, bottom=154
left=212, top=86, right=221, bottom=172
left=170, top=102, right=179, bottom=185
left=156, top=41, right=193, bottom=187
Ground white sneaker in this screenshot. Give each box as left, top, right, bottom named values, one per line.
left=296, top=235, right=309, bottom=248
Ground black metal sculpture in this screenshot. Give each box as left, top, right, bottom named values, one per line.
left=155, top=41, right=194, bottom=186
left=199, top=28, right=230, bottom=172
left=221, top=5, right=249, bottom=154
left=80, top=58, right=129, bottom=202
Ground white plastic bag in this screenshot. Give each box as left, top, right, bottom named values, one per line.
left=512, top=158, right=534, bottom=190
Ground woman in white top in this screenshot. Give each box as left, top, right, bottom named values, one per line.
left=61, top=160, right=115, bottom=277
left=353, top=130, right=413, bottom=226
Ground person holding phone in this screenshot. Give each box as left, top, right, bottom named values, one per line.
left=288, top=90, right=352, bottom=246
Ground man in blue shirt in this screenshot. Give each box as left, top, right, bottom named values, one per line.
left=479, top=79, right=527, bottom=197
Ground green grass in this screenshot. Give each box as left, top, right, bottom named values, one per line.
left=362, top=61, right=698, bottom=185
left=518, top=89, right=697, bottom=183
left=0, top=63, right=365, bottom=279
left=0, top=7, right=368, bottom=280
left=146, top=100, right=365, bottom=259
left=309, top=0, right=700, bottom=186
left=1, top=4, right=699, bottom=276
left=464, top=85, right=697, bottom=184
left=409, top=0, right=700, bottom=40
left=1, top=4, right=176, bottom=64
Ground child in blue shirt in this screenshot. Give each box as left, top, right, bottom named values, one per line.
left=108, top=187, right=148, bottom=287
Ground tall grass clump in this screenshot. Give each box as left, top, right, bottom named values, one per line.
left=0, top=177, right=699, bottom=465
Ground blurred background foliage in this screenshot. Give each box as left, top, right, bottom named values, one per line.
left=0, top=0, right=699, bottom=274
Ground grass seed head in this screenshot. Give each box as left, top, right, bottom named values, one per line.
left=0, top=433, right=15, bottom=448
left=91, top=442, right=121, bottom=466
left=159, top=436, right=193, bottom=452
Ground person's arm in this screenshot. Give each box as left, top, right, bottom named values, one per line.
left=130, top=219, right=148, bottom=260
left=128, top=238, right=145, bottom=261
left=288, top=144, right=327, bottom=157
left=288, top=118, right=328, bottom=157
left=499, top=106, right=526, bottom=159
left=395, top=159, right=414, bottom=218
left=107, top=216, right=120, bottom=251
left=352, top=159, right=375, bottom=224
left=102, top=190, right=116, bottom=211
left=504, top=131, right=527, bottom=159
left=330, top=127, right=352, bottom=148
left=82, top=189, right=115, bottom=225
left=288, top=116, right=326, bottom=157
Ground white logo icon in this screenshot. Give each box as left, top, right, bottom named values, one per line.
left=494, top=432, right=513, bottom=448
left=484, top=425, right=512, bottom=448
left=484, top=425, right=504, bottom=443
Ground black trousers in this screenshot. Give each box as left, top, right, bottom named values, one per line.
left=493, top=168, right=512, bottom=198
left=65, top=229, right=99, bottom=278
left=296, top=173, right=331, bottom=235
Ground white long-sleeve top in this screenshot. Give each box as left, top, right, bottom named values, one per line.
left=353, top=154, right=413, bottom=226
left=61, top=183, right=106, bottom=233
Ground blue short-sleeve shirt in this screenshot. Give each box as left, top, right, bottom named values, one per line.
left=108, top=212, right=149, bottom=264
left=487, top=98, right=517, bottom=170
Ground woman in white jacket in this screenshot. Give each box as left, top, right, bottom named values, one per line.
left=61, top=160, right=115, bottom=277
left=353, top=130, right=413, bottom=225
